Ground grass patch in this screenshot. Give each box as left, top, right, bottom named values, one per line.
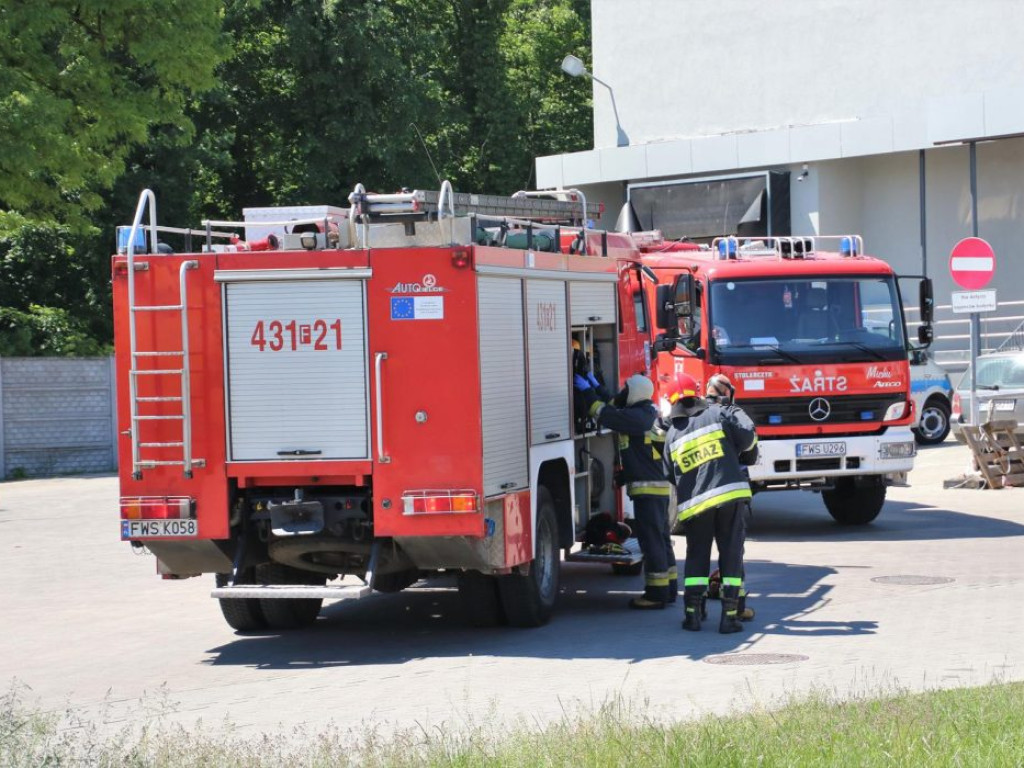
left=2, top=681, right=1023, bottom=767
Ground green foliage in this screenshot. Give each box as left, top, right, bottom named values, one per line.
left=0, top=223, right=111, bottom=356
left=0, top=0, right=227, bottom=229
left=3, top=683, right=1024, bottom=766
left=184, top=0, right=592, bottom=209
left=0, top=0, right=593, bottom=354
left=0, top=306, right=108, bottom=357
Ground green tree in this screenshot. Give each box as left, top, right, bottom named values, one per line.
left=0, top=0, right=226, bottom=230
left=176, top=0, right=592, bottom=211
left=0, top=224, right=112, bottom=355
left=0, top=0, right=594, bottom=354
left=499, top=0, right=593, bottom=183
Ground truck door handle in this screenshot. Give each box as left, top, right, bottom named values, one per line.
left=375, top=352, right=391, bottom=463
left=276, top=449, right=322, bottom=456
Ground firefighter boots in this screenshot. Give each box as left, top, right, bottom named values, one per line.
left=629, top=595, right=666, bottom=610
left=681, top=590, right=703, bottom=631
left=737, top=590, right=755, bottom=622
left=719, top=586, right=743, bottom=634
left=629, top=577, right=668, bottom=609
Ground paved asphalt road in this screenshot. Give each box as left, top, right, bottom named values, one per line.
left=1, top=441, right=1022, bottom=737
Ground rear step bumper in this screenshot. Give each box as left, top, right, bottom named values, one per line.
left=211, top=584, right=371, bottom=600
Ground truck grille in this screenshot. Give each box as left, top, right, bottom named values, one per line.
left=737, top=394, right=904, bottom=427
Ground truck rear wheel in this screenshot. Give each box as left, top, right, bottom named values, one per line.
left=457, top=570, right=505, bottom=627
left=497, top=487, right=560, bottom=627
left=258, top=563, right=324, bottom=630
left=823, top=476, right=886, bottom=525
left=215, top=572, right=268, bottom=632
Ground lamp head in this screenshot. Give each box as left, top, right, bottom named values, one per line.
left=560, top=54, right=588, bottom=78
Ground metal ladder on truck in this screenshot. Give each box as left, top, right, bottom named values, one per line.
left=123, top=189, right=205, bottom=479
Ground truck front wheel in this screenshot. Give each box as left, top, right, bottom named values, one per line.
left=497, top=488, right=560, bottom=627
left=823, top=476, right=886, bottom=525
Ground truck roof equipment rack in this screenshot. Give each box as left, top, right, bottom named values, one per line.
left=348, top=184, right=601, bottom=225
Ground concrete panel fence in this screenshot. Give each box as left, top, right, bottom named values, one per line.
left=0, top=357, right=117, bottom=479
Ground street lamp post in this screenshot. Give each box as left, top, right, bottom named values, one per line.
left=560, top=54, right=628, bottom=148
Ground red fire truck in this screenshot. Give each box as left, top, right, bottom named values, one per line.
left=637, top=232, right=934, bottom=525
left=114, top=184, right=656, bottom=631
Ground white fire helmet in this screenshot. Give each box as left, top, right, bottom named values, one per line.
left=625, top=374, right=655, bottom=405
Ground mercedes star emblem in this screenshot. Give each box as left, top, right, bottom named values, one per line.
left=808, top=397, right=831, bottom=422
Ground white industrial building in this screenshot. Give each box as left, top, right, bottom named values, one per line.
left=536, top=0, right=1024, bottom=366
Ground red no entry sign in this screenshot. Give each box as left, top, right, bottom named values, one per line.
left=949, top=237, right=995, bottom=290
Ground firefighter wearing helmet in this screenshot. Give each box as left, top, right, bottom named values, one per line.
left=704, top=373, right=755, bottom=622
left=574, top=371, right=677, bottom=609
left=663, top=371, right=758, bottom=633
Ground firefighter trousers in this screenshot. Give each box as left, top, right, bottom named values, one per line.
left=680, top=499, right=746, bottom=598
left=632, top=494, right=676, bottom=601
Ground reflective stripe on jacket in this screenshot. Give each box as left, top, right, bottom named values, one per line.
left=590, top=398, right=671, bottom=497
left=664, top=403, right=758, bottom=522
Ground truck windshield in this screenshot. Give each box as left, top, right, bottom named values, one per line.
left=708, top=275, right=907, bottom=364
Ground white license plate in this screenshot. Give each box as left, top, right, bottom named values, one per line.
left=992, top=399, right=1017, bottom=412
left=121, top=519, right=198, bottom=539
left=796, top=442, right=847, bottom=457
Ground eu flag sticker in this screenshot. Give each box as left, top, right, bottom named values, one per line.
left=391, top=297, right=415, bottom=319
left=390, top=296, right=444, bottom=320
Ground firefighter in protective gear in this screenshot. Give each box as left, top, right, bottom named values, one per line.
left=705, top=374, right=754, bottom=622
left=663, top=371, right=758, bottom=633
left=575, top=372, right=677, bottom=608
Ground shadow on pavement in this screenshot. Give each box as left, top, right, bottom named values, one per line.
left=202, top=557, right=865, bottom=667
left=748, top=491, right=1024, bottom=543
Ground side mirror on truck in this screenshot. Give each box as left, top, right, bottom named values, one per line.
left=919, top=278, right=934, bottom=324
left=652, top=334, right=678, bottom=353
left=674, top=272, right=695, bottom=318
left=917, top=277, right=934, bottom=347
left=655, top=284, right=678, bottom=334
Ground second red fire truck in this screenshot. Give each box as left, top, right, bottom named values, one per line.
left=637, top=232, right=933, bottom=524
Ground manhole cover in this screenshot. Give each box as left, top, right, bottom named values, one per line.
left=871, top=575, right=955, bottom=586
left=704, top=653, right=808, bottom=666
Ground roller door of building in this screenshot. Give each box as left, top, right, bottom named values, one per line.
left=223, top=278, right=369, bottom=461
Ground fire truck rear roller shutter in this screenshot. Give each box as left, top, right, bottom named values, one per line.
left=569, top=281, right=615, bottom=326
left=526, top=280, right=571, bottom=445
left=224, top=279, right=369, bottom=461
left=478, top=277, right=529, bottom=495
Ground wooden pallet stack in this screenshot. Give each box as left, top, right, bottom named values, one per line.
left=961, top=420, right=1024, bottom=489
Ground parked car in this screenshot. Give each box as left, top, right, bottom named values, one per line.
left=910, top=349, right=953, bottom=445
left=950, top=350, right=1024, bottom=442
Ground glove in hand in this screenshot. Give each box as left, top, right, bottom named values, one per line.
left=586, top=371, right=600, bottom=389
left=573, top=373, right=591, bottom=391
left=613, top=386, right=628, bottom=408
